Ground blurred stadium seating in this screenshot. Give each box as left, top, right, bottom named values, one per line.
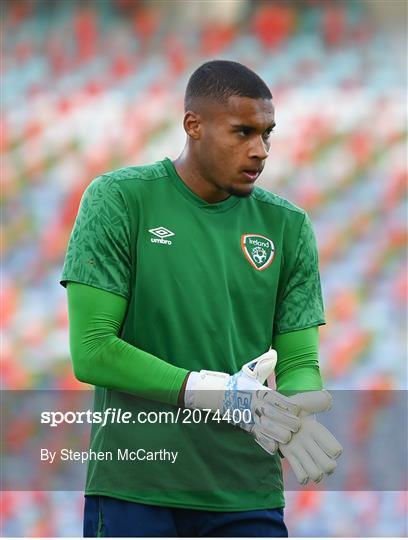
left=2, top=0, right=407, bottom=536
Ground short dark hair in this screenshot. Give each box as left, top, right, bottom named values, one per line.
left=184, top=60, right=272, bottom=111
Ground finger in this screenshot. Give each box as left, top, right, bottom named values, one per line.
left=257, top=416, right=293, bottom=444
left=290, top=444, right=324, bottom=484
left=254, top=431, right=278, bottom=455
left=260, top=390, right=301, bottom=416
left=310, top=422, right=343, bottom=459
left=257, top=404, right=301, bottom=433
left=280, top=447, right=309, bottom=485
left=303, top=436, right=338, bottom=475
left=287, top=390, right=333, bottom=414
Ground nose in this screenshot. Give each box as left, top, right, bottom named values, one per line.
left=249, top=135, right=269, bottom=160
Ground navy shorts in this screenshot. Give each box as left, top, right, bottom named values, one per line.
left=84, top=495, right=288, bottom=537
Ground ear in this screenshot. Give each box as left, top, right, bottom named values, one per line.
left=183, top=111, right=201, bottom=140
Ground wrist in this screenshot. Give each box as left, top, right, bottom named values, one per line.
left=177, top=372, right=192, bottom=408
left=184, top=369, right=230, bottom=410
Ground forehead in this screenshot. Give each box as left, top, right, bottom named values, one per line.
left=208, top=96, right=274, bottom=128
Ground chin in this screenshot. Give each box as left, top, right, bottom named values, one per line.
left=227, top=184, right=255, bottom=198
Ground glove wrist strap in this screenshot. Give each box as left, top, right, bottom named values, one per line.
left=184, top=370, right=229, bottom=410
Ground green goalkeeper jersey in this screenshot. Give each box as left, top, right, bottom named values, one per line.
left=61, top=158, right=325, bottom=511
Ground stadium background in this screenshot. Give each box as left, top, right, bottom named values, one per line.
left=2, top=0, right=407, bottom=536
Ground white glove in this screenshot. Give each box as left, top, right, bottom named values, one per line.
left=279, top=390, right=343, bottom=484
left=184, top=350, right=301, bottom=455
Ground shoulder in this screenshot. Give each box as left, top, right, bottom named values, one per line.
left=86, top=160, right=168, bottom=191
left=84, top=160, right=169, bottom=200
left=100, top=160, right=168, bottom=184
left=251, top=186, right=306, bottom=221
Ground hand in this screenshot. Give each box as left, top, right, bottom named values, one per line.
left=184, top=350, right=301, bottom=455
left=279, top=390, right=343, bottom=484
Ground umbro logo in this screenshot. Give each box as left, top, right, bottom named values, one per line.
left=149, top=227, right=175, bottom=245
left=149, top=227, right=175, bottom=238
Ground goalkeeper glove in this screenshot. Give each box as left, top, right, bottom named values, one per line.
left=184, top=350, right=301, bottom=455
left=279, top=390, right=343, bottom=484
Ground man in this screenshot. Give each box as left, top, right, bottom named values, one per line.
left=61, top=60, right=341, bottom=537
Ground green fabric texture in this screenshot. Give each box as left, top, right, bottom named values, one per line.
left=61, top=157, right=325, bottom=511
left=67, top=282, right=188, bottom=405
left=274, top=326, right=323, bottom=395
left=67, top=281, right=321, bottom=401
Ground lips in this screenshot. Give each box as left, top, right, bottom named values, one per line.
left=242, top=170, right=260, bottom=181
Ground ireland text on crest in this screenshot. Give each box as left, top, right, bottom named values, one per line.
left=241, top=234, right=275, bottom=271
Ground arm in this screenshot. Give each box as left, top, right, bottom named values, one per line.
left=67, top=281, right=189, bottom=406
left=272, top=327, right=342, bottom=484
left=272, top=211, right=343, bottom=483
left=274, top=326, right=323, bottom=395
left=67, top=281, right=301, bottom=453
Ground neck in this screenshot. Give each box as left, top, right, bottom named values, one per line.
left=172, top=148, right=230, bottom=204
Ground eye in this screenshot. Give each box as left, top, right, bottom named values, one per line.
left=238, top=127, right=252, bottom=137
left=264, top=128, right=275, bottom=139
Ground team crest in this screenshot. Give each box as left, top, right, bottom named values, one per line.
left=241, top=234, right=275, bottom=271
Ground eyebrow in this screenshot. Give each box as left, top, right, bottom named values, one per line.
left=231, top=121, right=276, bottom=131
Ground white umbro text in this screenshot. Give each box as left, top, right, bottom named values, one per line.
left=148, top=227, right=175, bottom=245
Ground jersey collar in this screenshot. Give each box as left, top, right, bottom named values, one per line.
left=163, top=158, right=240, bottom=213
